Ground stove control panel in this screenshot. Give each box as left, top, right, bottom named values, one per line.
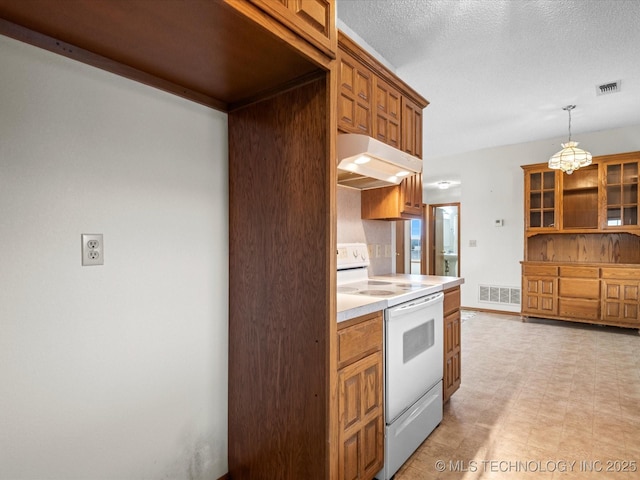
left=337, top=243, right=370, bottom=270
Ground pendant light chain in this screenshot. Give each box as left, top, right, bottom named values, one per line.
left=564, top=104, right=575, bottom=142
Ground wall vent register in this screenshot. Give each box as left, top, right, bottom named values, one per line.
left=596, top=80, right=621, bottom=95
left=479, top=285, right=521, bottom=305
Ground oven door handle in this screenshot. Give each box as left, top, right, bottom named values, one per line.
left=391, top=292, right=443, bottom=315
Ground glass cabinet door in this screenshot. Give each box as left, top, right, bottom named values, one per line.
left=527, top=170, right=557, bottom=229
left=605, top=161, right=639, bottom=228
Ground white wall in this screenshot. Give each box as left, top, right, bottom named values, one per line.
left=424, top=124, right=640, bottom=312
left=0, top=36, right=228, bottom=479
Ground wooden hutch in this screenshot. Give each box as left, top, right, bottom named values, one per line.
left=522, top=151, right=640, bottom=330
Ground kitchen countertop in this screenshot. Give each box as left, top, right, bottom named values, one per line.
left=374, top=274, right=465, bottom=291
left=337, top=294, right=388, bottom=323
left=337, top=275, right=464, bottom=322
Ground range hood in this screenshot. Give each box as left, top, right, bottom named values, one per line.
left=337, top=134, right=423, bottom=189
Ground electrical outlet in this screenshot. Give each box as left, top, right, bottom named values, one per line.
left=82, top=234, right=103, bottom=266
left=375, top=244, right=382, bottom=258
left=384, top=244, right=392, bottom=257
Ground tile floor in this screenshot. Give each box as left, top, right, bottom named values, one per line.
left=394, top=312, right=640, bottom=480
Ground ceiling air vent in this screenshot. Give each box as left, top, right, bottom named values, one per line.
left=596, top=80, right=621, bottom=96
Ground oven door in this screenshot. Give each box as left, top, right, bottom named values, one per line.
left=385, top=292, right=444, bottom=422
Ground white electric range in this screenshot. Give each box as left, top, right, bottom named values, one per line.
left=337, top=243, right=444, bottom=480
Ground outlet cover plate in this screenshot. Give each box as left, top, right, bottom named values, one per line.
left=82, top=234, right=104, bottom=266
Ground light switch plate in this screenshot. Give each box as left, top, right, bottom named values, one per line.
left=82, top=234, right=104, bottom=266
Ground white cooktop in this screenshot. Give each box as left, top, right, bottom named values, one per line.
left=337, top=243, right=443, bottom=308
left=338, top=277, right=441, bottom=307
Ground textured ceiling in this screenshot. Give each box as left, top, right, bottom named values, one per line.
left=337, top=0, right=640, bottom=159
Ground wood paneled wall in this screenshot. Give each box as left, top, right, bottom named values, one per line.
left=228, top=76, right=331, bottom=479
left=527, top=233, right=640, bottom=264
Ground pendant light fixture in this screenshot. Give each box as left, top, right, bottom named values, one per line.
left=548, top=105, right=592, bottom=175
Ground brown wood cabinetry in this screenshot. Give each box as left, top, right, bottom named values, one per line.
left=337, top=312, right=384, bottom=480
left=557, top=266, right=600, bottom=320
left=522, top=152, right=640, bottom=331
left=338, top=49, right=372, bottom=135
left=522, top=264, right=558, bottom=316
left=0, top=1, right=333, bottom=112
left=400, top=173, right=423, bottom=217
left=337, top=31, right=427, bottom=144
left=601, top=268, right=640, bottom=324
left=373, top=77, right=400, bottom=148
left=337, top=31, right=428, bottom=222
left=524, top=167, right=559, bottom=230
left=249, top=0, right=336, bottom=57
left=602, top=156, right=640, bottom=230
left=443, top=287, right=461, bottom=403
left=361, top=173, right=422, bottom=220
left=401, top=96, right=423, bottom=158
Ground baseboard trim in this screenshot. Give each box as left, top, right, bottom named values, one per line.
left=462, top=306, right=522, bottom=317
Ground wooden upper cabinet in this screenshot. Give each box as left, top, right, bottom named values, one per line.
left=338, top=49, right=372, bottom=135
left=338, top=31, right=428, bottom=222
left=601, top=155, right=640, bottom=230
left=0, top=1, right=333, bottom=112
left=337, top=31, right=428, bottom=149
left=249, top=0, right=336, bottom=57
left=361, top=173, right=422, bottom=220
left=523, top=152, right=640, bottom=236
left=373, top=77, right=400, bottom=148
left=401, top=96, right=423, bottom=159
left=523, top=166, right=560, bottom=232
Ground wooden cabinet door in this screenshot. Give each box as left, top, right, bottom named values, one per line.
left=601, top=280, right=640, bottom=324
left=338, top=351, right=384, bottom=480
left=443, top=309, right=461, bottom=402
left=373, top=77, right=400, bottom=148
left=523, top=167, right=559, bottom=231
left=401, top=97, right=422, bottom=158
left=400, top=173, right=422, bottom=217
left=249, top=0, right=335, bottom=56
left=601, top=159, right=639, bottom=230
left=522, top=276, right=558, bottom=315
left=338, top=50, right=372, bottom=135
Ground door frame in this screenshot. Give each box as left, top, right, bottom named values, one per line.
left=395, top=221, right=405, bottom=273
left=423, top=202, right=461, bottom=276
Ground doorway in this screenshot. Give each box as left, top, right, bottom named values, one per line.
left=424, top=203, right=460, bottom=276
left=395, top=218, right=425, bottom=274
